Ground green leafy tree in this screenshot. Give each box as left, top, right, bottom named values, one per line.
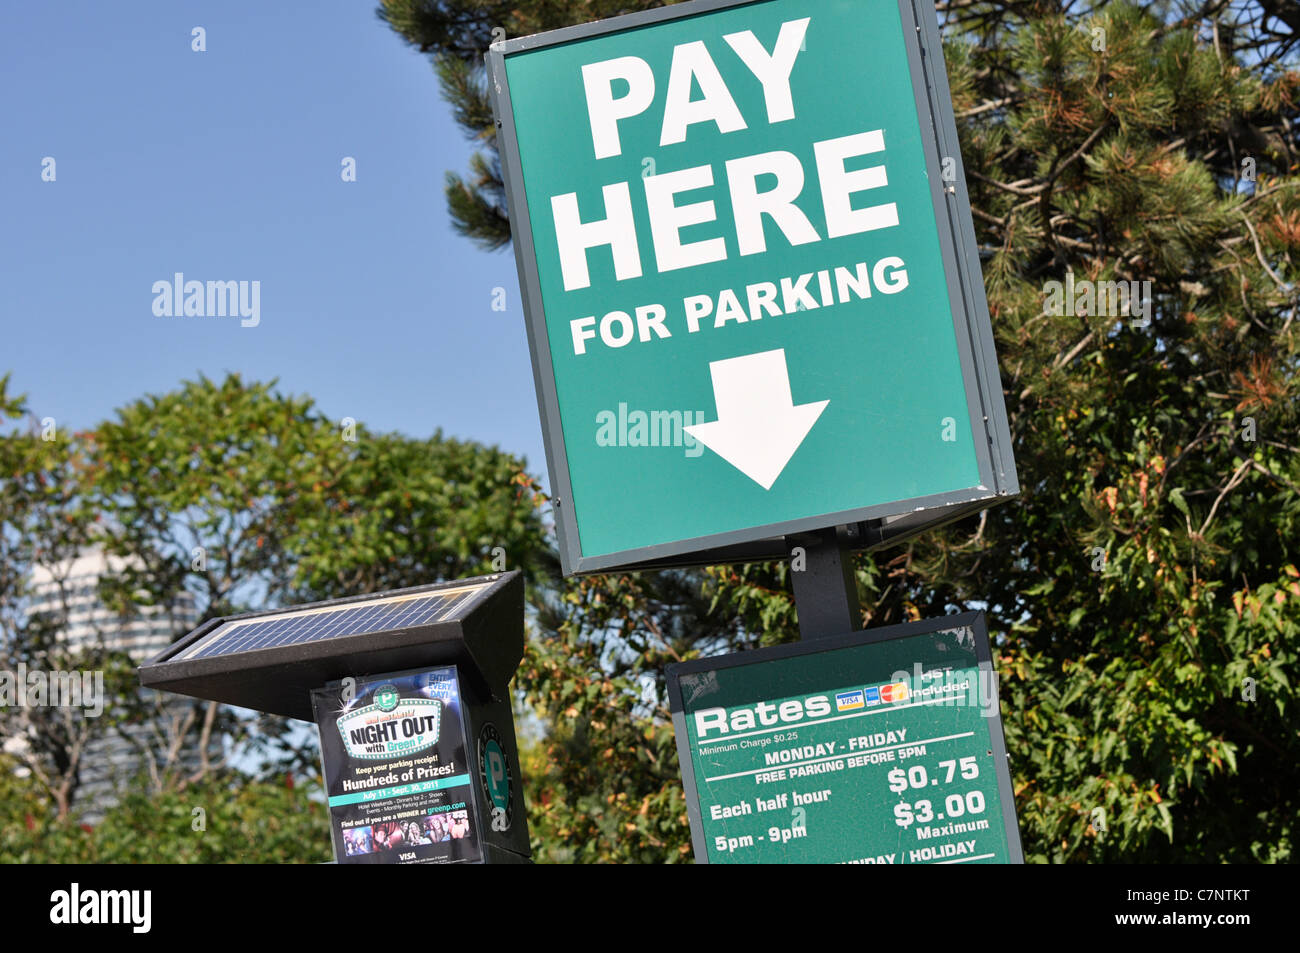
left=518, top=570, right=745, bottom=862
left=3, top=371, right=555, bottom=860
left=88, top=374, right=359, bottom=789
left=287, top=431, right=552, bottom=601
left=0, top=377, right=146, bottom=820
left=0, top=756, right=331, bottom=864
left=90, top=373, right=556, bottom=783
left=383, top=0, right=1300, bottom=863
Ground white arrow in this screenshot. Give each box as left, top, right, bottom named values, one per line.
left=685, top=348, right=829, bottom=490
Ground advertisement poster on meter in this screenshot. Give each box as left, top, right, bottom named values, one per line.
left=311, top=668, right=480, bottom=864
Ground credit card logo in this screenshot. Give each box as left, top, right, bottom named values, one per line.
left=835, top=690, right=865, bottom=712
left=864, top=687, right=881, bottom=706
left=880, top=682, right=909, bottom=703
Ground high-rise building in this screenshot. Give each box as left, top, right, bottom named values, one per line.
left=29, top=549, right=191, bottom=660
left=21, top=548, right=201, bottom=821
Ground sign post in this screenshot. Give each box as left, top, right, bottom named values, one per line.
left=488, top=0, right=1017, bottom=576
left=786, top=526, right=860, bottom=639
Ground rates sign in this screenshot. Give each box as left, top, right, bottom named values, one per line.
left=667, top=612, right=1023, bottom=864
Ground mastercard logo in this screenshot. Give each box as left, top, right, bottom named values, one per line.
left=879, top=682, right=909, bottom=703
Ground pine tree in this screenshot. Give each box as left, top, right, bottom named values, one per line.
left=380, top=0, right=668, bottom=248
left=383, top=0, right=1299, bottom=862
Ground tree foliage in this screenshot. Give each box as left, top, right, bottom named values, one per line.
left=0, top=375, right=145, bottom=819
left=0, top=756, right=330, bottom=864
left=0, top=374, right=552, bottom=853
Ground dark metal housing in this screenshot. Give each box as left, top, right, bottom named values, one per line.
left=139, top=572, right=523, bottom=723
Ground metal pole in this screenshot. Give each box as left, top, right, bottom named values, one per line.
left=786, top=526, right=861, bottom=640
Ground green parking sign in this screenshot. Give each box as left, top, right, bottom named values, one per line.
left=489, top=0, right=1017, bottom=574
left=667, top=612, right=1023, bottom=864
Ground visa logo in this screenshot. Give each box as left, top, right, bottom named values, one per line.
left=835, top=690, right=864, bottom=712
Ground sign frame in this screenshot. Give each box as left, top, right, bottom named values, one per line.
left=487, top=0, right=1018, bottom=575
left=666, top=610, right=1024, bottom=863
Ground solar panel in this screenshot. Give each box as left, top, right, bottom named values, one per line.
left=176, top=583, right=488, bottom=661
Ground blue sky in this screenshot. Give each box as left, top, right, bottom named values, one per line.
left=1, top=1, right=546, bottom=479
